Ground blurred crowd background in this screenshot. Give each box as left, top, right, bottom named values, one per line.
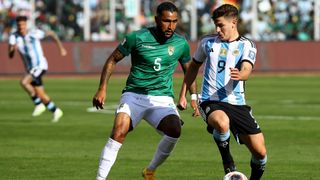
left=0, top=0, right=318, bottom=42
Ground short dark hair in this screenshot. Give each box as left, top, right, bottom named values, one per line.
left=156, top=1, right=178, bottom=16
left=16, top=15, right=28, bottom=22
left=211, top=4, right=238, bottom=20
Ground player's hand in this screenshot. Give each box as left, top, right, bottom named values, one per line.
left=230, top=68, right=241, bottom=80
left=190, top=99, right=200, bottom=117
left=92, top=90, right=106, bottom=109
left=60, top=48, right=67, bottom=56
left=177, top=96, right=187, bottom=111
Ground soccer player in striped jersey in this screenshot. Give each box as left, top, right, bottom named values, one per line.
left=8, top=15, right=67, bottom=122
left=178, top=4, right=267, bottom=180
left=92, top=2, right=199, bottom=180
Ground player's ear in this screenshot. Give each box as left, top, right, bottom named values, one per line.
left=232, top=17, right=238, bottom=25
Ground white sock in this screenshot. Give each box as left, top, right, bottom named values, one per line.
left=147, top=135, right=179, bottom=170
left=96, top=138, right=122, bottom=180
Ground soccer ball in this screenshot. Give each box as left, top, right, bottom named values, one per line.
left=223, top=171, right=248, bottom=180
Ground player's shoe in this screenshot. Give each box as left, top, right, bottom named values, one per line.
left=142, top=168, right=156, bottom=180
left=52, top=108, right=63, bottom=123
left=32, top=103, right=46, bottom=116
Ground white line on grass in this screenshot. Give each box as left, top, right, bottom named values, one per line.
left=86, top=105, right=320, bottom=121
left=256, top=115, right=319, bottom=121
left=86, top=105, right=118, bottom=114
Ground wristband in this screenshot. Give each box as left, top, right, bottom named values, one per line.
left=191, top=94, right=198, bottom=100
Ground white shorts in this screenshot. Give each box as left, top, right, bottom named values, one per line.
left=116, top=92, right=180, bottom=129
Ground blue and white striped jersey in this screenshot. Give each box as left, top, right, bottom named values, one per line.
left=9, top=29, right=48, bottom=72
left=194, top=34, right=257, bottom=105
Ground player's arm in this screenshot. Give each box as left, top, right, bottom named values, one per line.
left=8, top=44, right=16, bottom=58
left=8, top=35, right=17, bottom=58
left=46, top=30, right=67, bottom=56
left=92, top=48, right=125, bottom=109
left=178, top=60, right=201, bottom=116
left=230, top=61, right=253, bottom=81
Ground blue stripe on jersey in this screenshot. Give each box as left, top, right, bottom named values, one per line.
left=202, top=40, right=214, bottom=100
left=216, top=42, right=229, bottom=101
left=31, top=37, right=40, bottom=66
left=234, top=42, right=245, bottom=105
left=23, top=38, right=32, bottom=70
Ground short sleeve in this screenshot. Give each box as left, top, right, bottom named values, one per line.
left=117, top=31, right=136, bottom=56
left=241, top=41, right=257, bottom=66
left=193, top=39, right=206, bottom=63
left=32, top=29, right=46, bottom=39
left=179, top=40, right=191, bottom=64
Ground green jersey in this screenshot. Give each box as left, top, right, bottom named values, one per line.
left=117, top=27, right=191, bottom=97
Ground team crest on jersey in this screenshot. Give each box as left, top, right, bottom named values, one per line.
left=219, top=48, right=227, bottom=57
left=232, top=49, right=239, bottom=56
left=249, top=50, right=256, bottom=60
left=168, top=46, right=174, bottom=56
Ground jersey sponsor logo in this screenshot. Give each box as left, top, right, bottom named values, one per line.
left=249, top=50, right=256, bottom=60
left=219, top=48, right=227, bottom=57
left=168, top=45, right=174, bottom=56
left=142, top=44, right=156, bottom=49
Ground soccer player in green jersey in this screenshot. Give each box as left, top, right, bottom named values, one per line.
left=92, top=2, right=199, bottom=180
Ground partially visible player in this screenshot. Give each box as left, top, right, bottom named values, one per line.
left=8, top=15, right=67, bottom=122
left=92, top=1, right=199, bottom=180
left=178, top=4, right=267, bottom=180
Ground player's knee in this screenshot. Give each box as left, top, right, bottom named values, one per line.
left=165, top=124, right=181, bottom=138
left=158, top=114, right=181, bottom=138
left=20, top=79, right=29, bottom=87
left=208, top=118, right=229, bottom=132
left=111, top=130, right=128, bottom=143
left=254, top=148, right=267, bottom=160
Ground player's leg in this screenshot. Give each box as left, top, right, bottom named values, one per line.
left=32, top=69, right=63, bottom=122
left=20, top=74, right=45, bottom=116
left=96, top=112, right=131, bottom=180
left=142, top=96, right=181, bottom=179
left=97, top=92, right=142, bottom=180
left=199, top=101, right=236, bottom=174
left=207, top=110, right=236, bottom=174
left=149, top=114, right=181, bottom=168
left=240, top=133, right=267, bottom=180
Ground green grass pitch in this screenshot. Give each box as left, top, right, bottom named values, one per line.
left=0, top=74, right=320, bottom=179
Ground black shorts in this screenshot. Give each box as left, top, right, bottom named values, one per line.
left=199, top=101, right=261, bottom=143
left=30, top=70, right=46, bottom=86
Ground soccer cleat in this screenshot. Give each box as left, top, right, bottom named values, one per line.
left=52, top=108, right=63, bottom=123
left=32, top=103, right=46, bottom=116
left=142, top=168, right=156, bottom=180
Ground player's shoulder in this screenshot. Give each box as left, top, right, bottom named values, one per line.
left=199, top=33, right=219, bottom=43
left=9, top=31, right=20, bottom=38
left=239, top=36, right=256, bottom=48
left=125, top=27, right=152, bottom=42
left=128, top=28, right=150, bottom=37
left=29, top=28, right=45, bottom=35
left=172, top=31, right=188, bottom=40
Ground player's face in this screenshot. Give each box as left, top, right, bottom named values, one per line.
left=156, top=10, right=178, bottom=39
left=214, top=16, right=237, bottom=41
left=17, top=20, right=27, bottom=35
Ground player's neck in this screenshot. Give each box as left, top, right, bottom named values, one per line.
left=227, top=32, right=240, bottom=42
left=18, top=29, right=27, bottom=36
